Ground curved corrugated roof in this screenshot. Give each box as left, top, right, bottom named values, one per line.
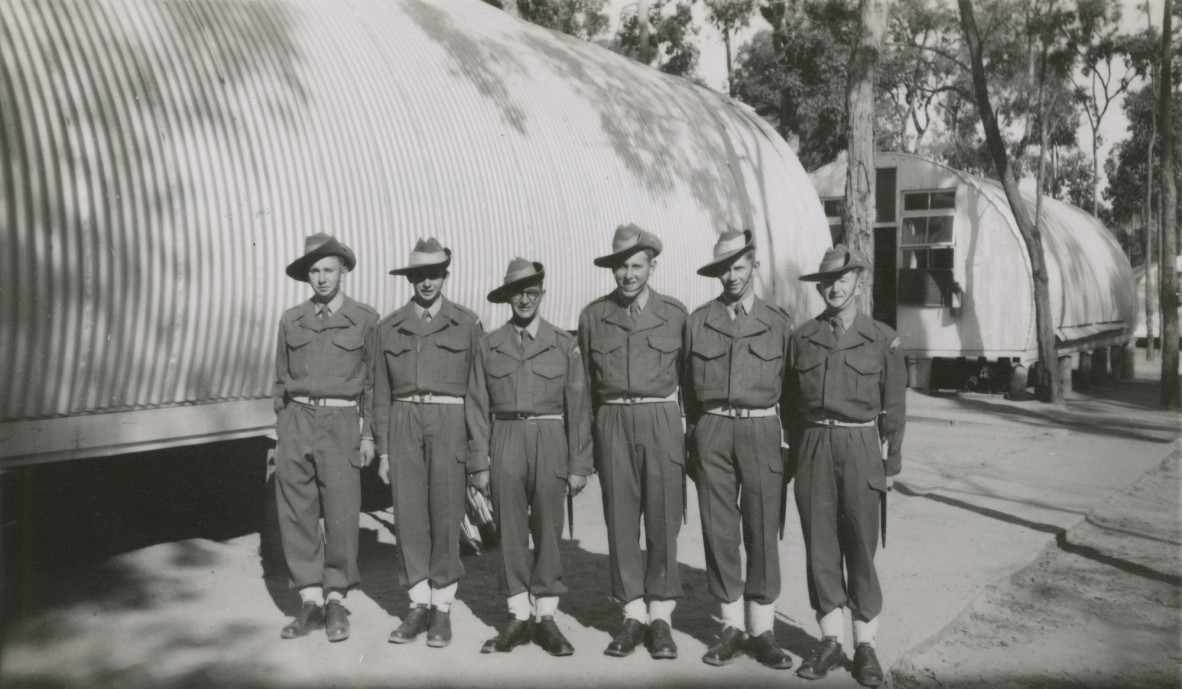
left=810, top=152, right=1135, bottom=340
left=0, top=0, right=830, bottom=423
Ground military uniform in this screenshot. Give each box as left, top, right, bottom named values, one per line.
left=273, top=294, right=378, bottom=593
left=682, top=295, right=793, bottom=607
left=466, top=319, right=593, bottom=602
left=577, top=288, right=687, bottom=606
left=784, top=311, right=906, bottom=622
left=373, top=298, right=481, bottom=597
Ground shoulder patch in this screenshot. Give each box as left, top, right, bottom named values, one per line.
left=570, top=344, right=581, bottom=358
left=888, top=337, right=901, bottom=353
left=475, top=319, right=483, bottom=331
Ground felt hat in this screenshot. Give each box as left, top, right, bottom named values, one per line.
left=697, top=229, right=755, bottom=277
left=487, top=257, right=545, bottom=303
left=285, top=233, right=357, bottom=282
left=593, top=223, right=664, bottom=268
left=389, top=237, right=452, bottom=276
left=799, top=243, right=870, bottom=281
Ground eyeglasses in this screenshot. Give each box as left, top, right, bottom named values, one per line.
left=510, top=288, right=544, bottom=303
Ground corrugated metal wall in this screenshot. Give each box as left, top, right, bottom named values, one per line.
left=0, top=0, right=831, bottom=426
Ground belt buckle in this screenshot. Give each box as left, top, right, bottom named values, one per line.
left=735, top=407, right=751, bottom=418
left=623, top=395, right=639, bottom=404
left=308, top=396, right=323, bottom=406
left=418, top=393, right=431, bottom=404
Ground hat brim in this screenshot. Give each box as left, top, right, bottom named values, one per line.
left=487, top=263, right=545, bottom=303
left=388, top=249, right=452, bottom=276
left=798, top=261, right=869, bottom=282
left=696, top=242, right=755, bottom=277
left=592, top=243, right=662, bottom=268
left=285, top=241, right=357, bottom=282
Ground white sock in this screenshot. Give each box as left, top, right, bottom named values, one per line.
left=720, top=598, right=744, bottom=631
left=299, top=586, right=324, bottom=606
left=325, top=589, right=345, bottom=603
left=623, top=597, right=647, bottom=623
left=534, top=595, right=559, bottom=618
left=648, top=599, right=676, bottom=625
left=747, top=600, right=776, bottom=636
left=853, top=616, right=879, bottom=647
left=431, top=582, right=458, bottom=612
left=408, top=579, right=430, bottom=608
left=818, top=608, right=844, bottom=640
left=507, top=592, right=531, bottom=621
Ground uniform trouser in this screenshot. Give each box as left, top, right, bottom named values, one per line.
left=275, top=402, right=363, bottom=591
left=489, top=418, right=568, bottom=598
left=388, top=402, right=467, bottom=589
left=692, top=414, right=784, bottom=605
left=794, top=425, right=885, bottom=620
left=594, top=402, right=684, bottom=603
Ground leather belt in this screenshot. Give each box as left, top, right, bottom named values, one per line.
left=807, top=417, right=876, bottom=428
left=704, top=404, right=777, bottom=419
left=394, top=393, right=465, bottom=405
left=601, top=390, right=678, bottom=405
left=493, top=412, right=564, bottom=420
left=292, top=395, right=357, bottom=408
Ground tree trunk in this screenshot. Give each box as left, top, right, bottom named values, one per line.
left=958, top=0, right=1063, bottom=404
left=1091, top=135, right=1099, bottom=213
left=842, top=0, right=891, bottom=316
left=1158, top=0, right=1180, bottom=408
left=1146, top=115, right=1157, bottom=360
left=724, top=29, right=734, bottom=97
left=636, top=0, right=654, bottom=65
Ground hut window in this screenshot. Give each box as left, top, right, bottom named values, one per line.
left=899, top=189, right=957, bottom=306
left=822, top=198, right=844, bottom=218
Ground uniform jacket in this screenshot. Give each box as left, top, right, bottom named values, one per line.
left=465, top=319, right=593, bottom=477
left=272, top=295, right=379, bottom=435
left=681, top=296, right=793, bottom=425
left=372, top=297, right=482, bottom=458
left=577, top=288, right=687, bottom=405
left=783, top=311, right=907, bottom=475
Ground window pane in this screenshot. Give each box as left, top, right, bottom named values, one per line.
left=823, top=199, right=844, bottom=218
left=902, top=217, right=926, bottom=244
left=903, top=192, right=929, bottom=211
left=930, top=247, right=955, bottom=269
left=930, top=190, right=956, bottom=209
left=928, top=216, right=954, bottom=244
left=904, top=249, right=928, bottom=269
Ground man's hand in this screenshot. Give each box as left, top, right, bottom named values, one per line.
left=360, top=438, right=376, bottom=467
left=378, top=454, right=391, bottom=485
left=886, top=475, right=895, bottom=491
left=566, top=474, right=587, bottom=497
left=469, top=470, right=491, bottom=498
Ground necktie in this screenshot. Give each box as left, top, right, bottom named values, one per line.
left=830, top=316, right=845, bottom=341
left=733, top=302, right=746, bottom=331
left=318, top=305, right=330, bottom=322
left=519, top=328, right=531, bottom=349
left=423, top=309, right=432, bottom=323
left=629, top=302, right=641, bottom=324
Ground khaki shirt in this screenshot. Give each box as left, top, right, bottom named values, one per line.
left=465, top=319, right=593, bottom=476
left=784, top=312, right=908, bottom=475
left=272, top=295, right=379, bottom=434
left=577, top=288, right=687, bottom=404
left=372, top=297, right=482, bottom=457
left=681, top=296, right=793, bottom=423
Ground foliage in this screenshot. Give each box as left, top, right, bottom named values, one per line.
left=515, top=0, right=612, bottom=40
left=703, top=0, right=759, bottom=94
left=610, top=0, right=701, bottom=79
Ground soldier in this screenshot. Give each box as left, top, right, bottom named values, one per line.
left=273, top=233, right=378, bottom=642
left=373, top=238, right=482, bottom=648
left=785, top=244, right=906, bottom=687
left=577, top=224, right=686, bottom=660
left=466, top=258, right=593, bottom=656
left=682, top=229, right=795, bottom=669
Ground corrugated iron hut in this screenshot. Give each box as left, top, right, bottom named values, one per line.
left=1, top=0, right=830, bottom=466
left=809, top=152, right=1136, bottom=393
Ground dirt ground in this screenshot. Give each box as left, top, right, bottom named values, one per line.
left=1, top=349, right=1178, bottom=689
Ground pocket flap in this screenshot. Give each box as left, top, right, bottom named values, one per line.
left=749, top=338, right=783, bottom=361
left=486, top=359, right=517, bottom=379
left=332, top=331, right=364, bottom=351
left=867, top=474, right=888, bottom=493
left=692, top=339, right=727, bottom=360
left=384, top=337, right=413, bottom=355
left=847, top=356, right=882, bottom=375
left=648, top=335, right=680, bottom=354
left=591, top=337, right=625, bottom=354
left=794, top=356, right=823, bottom=372
left=435, top=333, right=470, bottom=353
left=287, top=330, right=314, bottom=348
left=532, top=362, right=566, bottom=379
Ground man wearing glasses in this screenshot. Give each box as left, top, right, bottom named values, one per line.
left=466, top=257, right=593, bottom=656
left=373, top=237, right=482, bottom=648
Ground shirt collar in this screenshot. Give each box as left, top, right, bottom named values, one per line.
left=826, top=307, right=857, bottom=329
left=616, top=286, right=650, bottom=312
left=513, top=317, right=541, bottom=339
left=724, top=291, right=756, bottom=319
left=314, top=291, right=345, bottom=318
left=416, top=297, right=443, bottom=320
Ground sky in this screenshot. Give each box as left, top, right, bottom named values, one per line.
left=603, top=0, right=1167, bottom=189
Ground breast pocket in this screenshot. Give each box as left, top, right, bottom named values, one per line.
left=286, top=329, right=315, bottom=377
left=530, top=358, right=567, bottom=405
left=589, top=336, right=627, bottom=388
left=484, top=357, right=518, bottom=407
left=645, top=335, right=681, bottom=387
left=845, top=355, right=883, bottom=403
left=330, top=330, right=366, bottom=377
left=691, top=338, right=728, bottom=392
left=793, top=355, right=825, bottom=405
left=434, top=332, right=472, bottom=385
left=383, top=335, right=415, bottom=386
left=748, top=337, right=785, bottom=390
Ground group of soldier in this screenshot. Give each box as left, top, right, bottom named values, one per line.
left=271, top=223, right=907, bottom=687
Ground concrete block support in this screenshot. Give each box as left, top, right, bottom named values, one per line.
left=1078, top=351, right=1093, bottom=388
left=1009, top=363, right=1028, bottom=400
left=1122, top=343, right=1137, bottom=380
left=1093, top=348, right=1110, bottom=385
left=1058, top=355, right=1074, bottom=394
